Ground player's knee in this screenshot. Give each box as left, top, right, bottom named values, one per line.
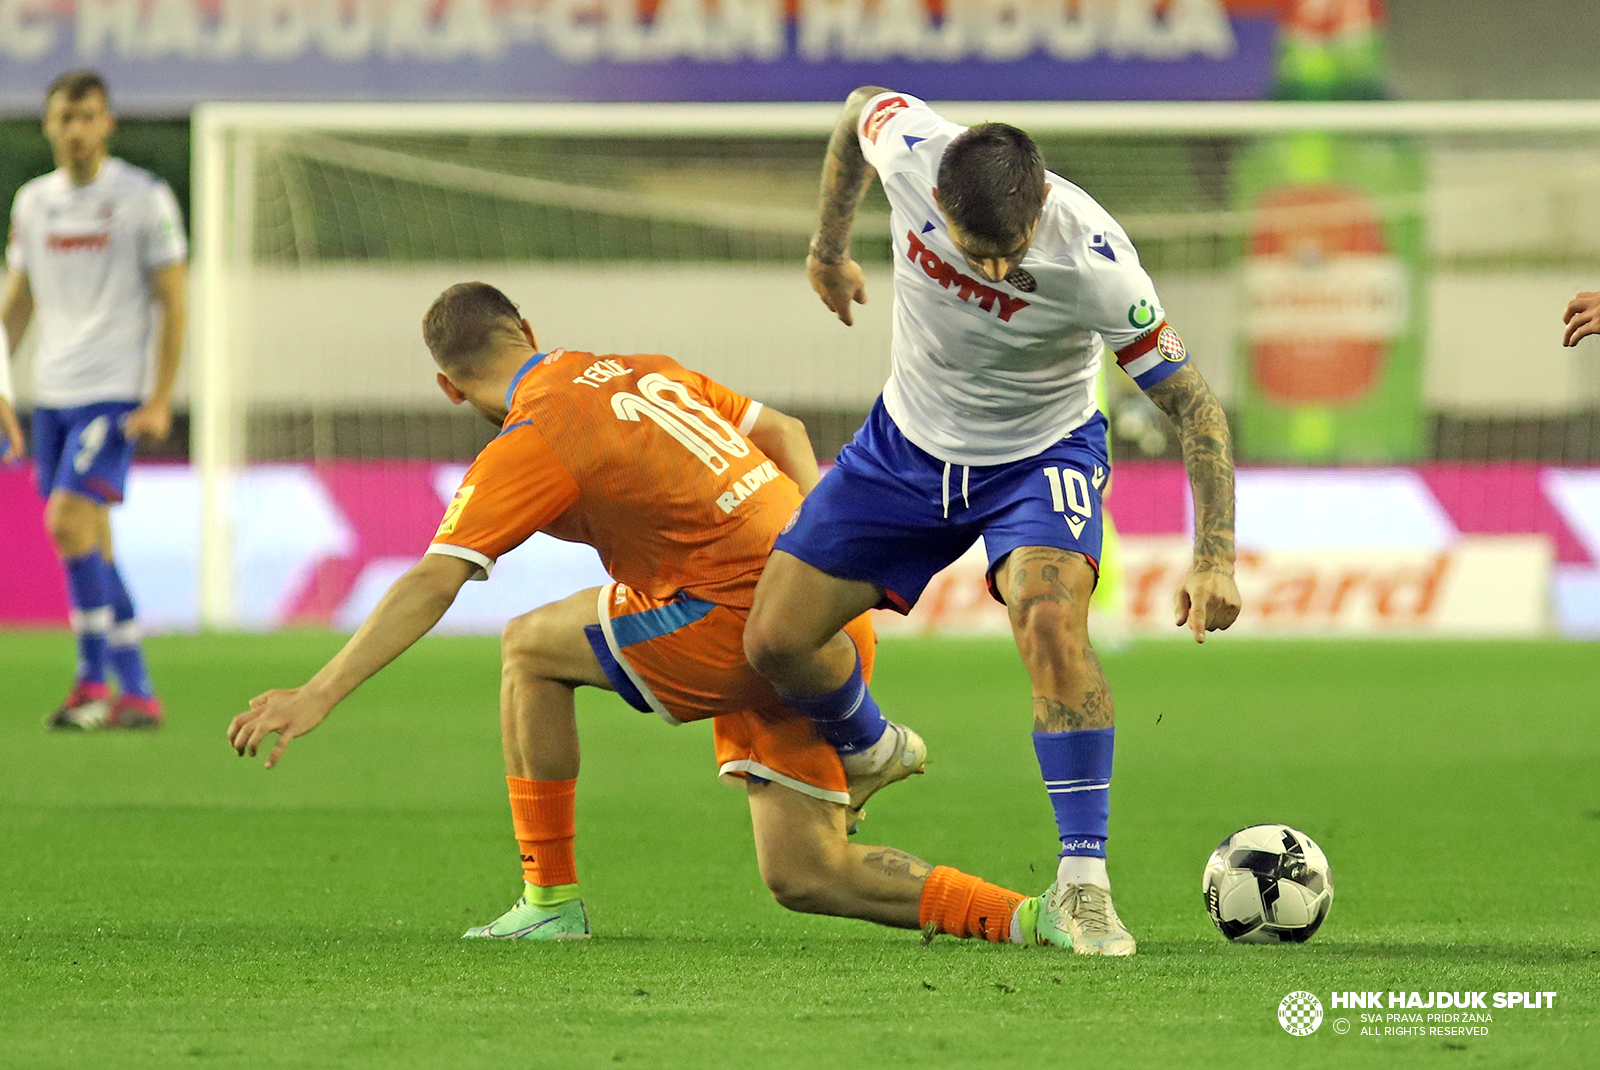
left=1012, top=601, right=1092, bottom=676
left=44, top=498, right=97, bottom=557
left=742, top=610, right=799, bottom=681
left=759, top=856, right=836, bottom=915
left=501, top=609, right=560, bottom=676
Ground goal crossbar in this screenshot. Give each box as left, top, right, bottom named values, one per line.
left=189, top=98, right=1600, bottom=626
left=195, top=100, right=1600, bottom=138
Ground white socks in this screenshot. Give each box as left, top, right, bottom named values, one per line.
left=1057, top=854, right=1111, bottom=890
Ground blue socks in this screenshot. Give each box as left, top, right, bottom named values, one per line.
left=103, top=560, right=152, bottom=699
left=779, top=649, right=888, bottom=754
left=64, top=552, right=112, bottom=686
left=1033, top=727, right=1115, bottom=858
left=64, top=553, right=152, bottom=698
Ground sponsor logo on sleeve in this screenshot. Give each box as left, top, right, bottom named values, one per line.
left=1127, top=299, right=1157, bottom=329
left=862, top=96, right=910, bottom=143
left=1157, top=325, right=1187, bottom=362
left=435, top=484, right=475, bottom=538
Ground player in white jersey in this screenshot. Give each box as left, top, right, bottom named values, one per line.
left=742, top=90, right=1243, bottom=955
left=1, top=71, right=188, bottom=730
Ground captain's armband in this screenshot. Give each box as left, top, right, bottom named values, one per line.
left=1114, top=322, right=1189, bottom=392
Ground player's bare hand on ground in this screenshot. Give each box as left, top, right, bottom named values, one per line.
left=1563, top=291, right=1600, bottom=347
left=1174, top=568, right=1241, bottom=643
left=229, top=687, right=332, bottom=768
left=123, top=399, right=172, bottom=442
left=807, top=254, right=868, bottom=326
left=0, top=399, right=24, bottom=463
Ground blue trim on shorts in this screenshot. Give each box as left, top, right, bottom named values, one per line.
left=608, top=595, right=718, bottom=648
left=583, top=624, right=653, bottom=714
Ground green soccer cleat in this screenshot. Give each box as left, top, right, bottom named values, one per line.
left=462, top=895, right=591, bottom=941
left=1013, top=881, right=1137, bottom=956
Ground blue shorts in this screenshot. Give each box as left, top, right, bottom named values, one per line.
left=32, top=401, right=140, bottom=504
left=775, top=399, right=1109, bottom=613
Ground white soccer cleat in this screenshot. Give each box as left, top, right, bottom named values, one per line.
left=1031, top=881, right=1137, bottom=956
left=841, top=721, right=927, bottom=825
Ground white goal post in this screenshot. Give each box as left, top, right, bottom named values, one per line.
left=190, top=99, right=1600, bottom=627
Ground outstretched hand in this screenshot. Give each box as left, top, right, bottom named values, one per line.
left=1174, top=567, right=1242, bottom=643
left=807, top=254, right=868, bottom=326
left=228, top=686, right=333, bottom=768
left=1563, top=291, right=1600, bottom=347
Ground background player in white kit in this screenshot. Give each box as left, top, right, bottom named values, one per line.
left=743, top=89, right=1243, bottom=954
left=2, top=71, right=188, bottom=729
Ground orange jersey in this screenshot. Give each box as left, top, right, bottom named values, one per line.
left=427, top=349, right=801, bottom=608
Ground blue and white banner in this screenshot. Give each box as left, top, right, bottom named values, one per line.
left=0, top=0, right=1280, bottom=111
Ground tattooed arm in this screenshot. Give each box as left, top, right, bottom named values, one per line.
left=807, top=85, right=889, bottom=326
left=1144, top=363, right=1242, bottom=642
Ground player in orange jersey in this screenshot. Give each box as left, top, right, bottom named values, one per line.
left=227, top=282, right=1040, bottom=945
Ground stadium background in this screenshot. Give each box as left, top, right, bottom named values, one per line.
left=6, top=0, right=1600, bottom=640
left=4, top=4, right=1599, bottom=1068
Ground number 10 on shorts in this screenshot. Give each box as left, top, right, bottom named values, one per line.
left=1042, top=465, right=1093, bottom=518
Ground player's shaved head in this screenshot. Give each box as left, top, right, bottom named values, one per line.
left=423, top=282, right=527, bottom=379
left=936, top=123, right=1046, bottom=250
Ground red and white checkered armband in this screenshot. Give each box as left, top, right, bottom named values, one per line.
left=1114, top=322, right=1190, bottom=391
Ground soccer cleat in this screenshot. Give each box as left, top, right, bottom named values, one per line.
left=1022, top=881, right=1136, bottom=955
left=46, top=682, right=112, bottom=730
left=463, top=895, right=590, bottom=941
left=841, top=721, right=927, bottom=825
left=108, top=693, right=163, bottom=729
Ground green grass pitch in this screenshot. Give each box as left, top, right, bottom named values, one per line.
left=1, top=632, right=1595, bottom=1069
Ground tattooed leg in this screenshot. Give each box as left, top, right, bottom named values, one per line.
left=997, top=546, right=1113, bottom=731
left=999, top=545, right=1121, bottom=890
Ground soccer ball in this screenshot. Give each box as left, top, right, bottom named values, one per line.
left=1202, top=824, right=1333, bottom=944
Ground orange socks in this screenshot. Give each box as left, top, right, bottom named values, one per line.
left=919, top=865, right=1027, bottom=943
left=507, top=776, right=577, bottom=887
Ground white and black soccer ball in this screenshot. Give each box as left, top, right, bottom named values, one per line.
left=1203, top=824, right=1333, bottom=944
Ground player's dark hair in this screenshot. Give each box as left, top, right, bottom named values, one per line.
left=46, top=70, right=109, bottom=106
left=423, top=282, right=525, bottom=378
left=936, top=123, right=1046, bottom=248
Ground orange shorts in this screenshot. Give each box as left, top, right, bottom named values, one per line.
left=587, top=582, right=876, bottom=806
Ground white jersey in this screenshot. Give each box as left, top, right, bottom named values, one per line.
left=6, top=157, right=187, bottom=409
left=858, top=93, right=1190, bottom=466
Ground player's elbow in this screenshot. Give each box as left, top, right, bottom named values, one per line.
left=752, top=412, right=810, bottom=460
left=843, top=85, right=891, bottom=122
left=846, top=85, right=890, bottom=108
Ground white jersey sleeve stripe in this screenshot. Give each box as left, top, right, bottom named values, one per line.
left=737, top=400, right=763, bottom=437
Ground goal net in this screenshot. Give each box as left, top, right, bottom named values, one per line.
left=191, top=101, right=1600, bottom=627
